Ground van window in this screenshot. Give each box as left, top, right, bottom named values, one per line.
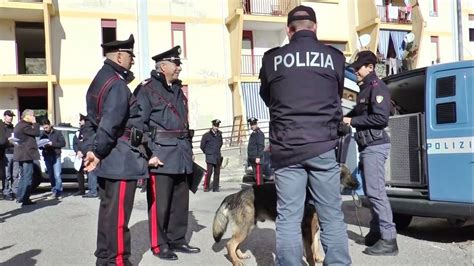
left=436, top=102, right=457, bottom=124
left=436, top=76, right=456, bottom=98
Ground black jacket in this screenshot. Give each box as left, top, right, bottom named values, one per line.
left=40, top=128, right=66, bottom=157
left=259, top=30, right=346, bottom=168
left=72, top=126, right=85, bottom=153
left=83, top=59, right=148, bottom=180
left=200, top=129, right=223, bottom=164
left=13, top=120, right=40, bottom=162
left=346, top=71, right=391, bottom=148
left=0, top=120, right=15, bottom=155
left=134, top=70, right=193, bottom=175
left=247, top=128, right=265, bottom=159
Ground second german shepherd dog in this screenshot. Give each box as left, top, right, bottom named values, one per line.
left=212, top=164, right=358, bottom=266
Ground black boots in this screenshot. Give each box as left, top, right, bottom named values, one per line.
left=363, top=238, right=399, bottom=256
left=364, top=231, right=381, bottom=246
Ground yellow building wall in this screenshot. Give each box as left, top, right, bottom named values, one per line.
left=0, top=20, right=17, bottom=75
left=50, top=0, right=231, bottom=129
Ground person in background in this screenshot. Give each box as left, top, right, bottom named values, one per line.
left=200, top=119, right=223, bottom=192
left=13, top=109, right=40, bottom=206
left=1, top=110, right=19, bottom=201
left=40, top=119, right=66, bottom=199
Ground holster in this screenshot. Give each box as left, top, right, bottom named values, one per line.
left=130, top=127, right=143, bottom=147
left=354, top=129, right=383, bottom=148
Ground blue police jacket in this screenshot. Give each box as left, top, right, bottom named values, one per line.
left=259, top=30, right=346, bottom=169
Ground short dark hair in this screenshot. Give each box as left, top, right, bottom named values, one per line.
left=42, top=119, right=51, bottom=126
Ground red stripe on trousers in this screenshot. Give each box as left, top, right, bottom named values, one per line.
left=256, top=163, right=261, bottom=185
left=116, top=180, right=127, bottom=266
left=150, top=174, right=160, bottom=254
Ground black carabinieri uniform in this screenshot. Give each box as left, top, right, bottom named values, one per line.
left=83, top=58, right=148, bottom=265
left=247, top=127, right=265, bottom=178
left=200, top=129, right=223, bottom=191
left=259, top=30, right=346, bottom=169
left=134, top=69, right=193, bottom=254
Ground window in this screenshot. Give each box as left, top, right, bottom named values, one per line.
left=470, top=29, right=474, bottom=42
left=436, top=102, right=456, bottom=124
left=171, top=22, right=187, bottom=58
left=430, top=36, right=440, bottom=64
left=429, top=0, right=438, bottom=17
left=101, top=19, right=116, bottom=56
left=436, top=76, right=456, bottom=98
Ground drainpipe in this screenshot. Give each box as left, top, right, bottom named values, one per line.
left=456, top=0, right=463, bottom=60
left=137, top=0, right=150, bottom=81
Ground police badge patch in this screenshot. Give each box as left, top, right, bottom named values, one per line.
left=376, top=95, right=384, bottom=103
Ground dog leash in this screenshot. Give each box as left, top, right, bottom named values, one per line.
left=351, top=190, right=364, bottom=237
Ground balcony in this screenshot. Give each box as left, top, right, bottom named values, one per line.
left=242, top=0, right=300, bottom=17
left=241, top=55, right=263, bottom=76
left=0, top=0, right=46, bottom=22
left=376, top=5, right=412, bottom=24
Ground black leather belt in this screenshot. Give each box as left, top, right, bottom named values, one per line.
left=154, top=130, right=189, bottom=139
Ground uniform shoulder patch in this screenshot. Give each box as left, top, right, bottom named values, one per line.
left=375, top=95, right=384, bottom=103
left=264, top=46, right=280, bottom=55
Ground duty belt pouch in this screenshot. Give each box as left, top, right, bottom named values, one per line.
left=369, top=129, right=383, bottom=141
left=130, top=127, right=143, bottom=147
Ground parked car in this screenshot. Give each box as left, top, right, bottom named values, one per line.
left=31, top=124, right=79, bottom=190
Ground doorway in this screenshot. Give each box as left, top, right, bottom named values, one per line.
left=17, top=88, right=48, bottom=124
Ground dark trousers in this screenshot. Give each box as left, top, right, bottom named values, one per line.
left=147, top=173, right=189, bottom=254
left=95, top=177, right=137, bottom=266
left=17, top=161, right=33, bottom=203
left=76, top=169, right=85, bottom=194
left=204, top=163, right=220, bottom=191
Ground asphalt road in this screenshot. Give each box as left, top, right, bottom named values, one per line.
left=0, top=182, right=472, bottom=265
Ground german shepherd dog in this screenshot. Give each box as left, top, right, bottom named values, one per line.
left=212, top=164, right=358, bottom=266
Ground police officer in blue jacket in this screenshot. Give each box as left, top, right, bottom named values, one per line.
left=134, top=46, right=200, bottom=261
left=82, top=34, right=149, bottom=265
left=344, top=50, right=398, bottom=256
left=200, top=119, right=223, bottom=192
left=259, top=5, right=351, bottom=265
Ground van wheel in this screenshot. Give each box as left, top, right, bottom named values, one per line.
left=31, top=165, right=43, bottom=191
left=393, top=213, right=412, bottom=231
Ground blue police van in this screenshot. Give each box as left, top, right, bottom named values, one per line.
left=348, top=60, right=474, bottom=229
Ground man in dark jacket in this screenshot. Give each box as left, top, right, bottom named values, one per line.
left=200, top=119, right=223, bottom=192
left=259, top=6, right=351, bottom=265
left=13, top=109, right=40, bottom=206
left=40, top=119, right=66, bottom=199
left=1, top=110, right=18, bottom=200
left=82, top=34, right=148, bottom=265
left=246, top=117, right=265, bottom=184
left=134, top=46, right=200, bottom=261
left=344, top=50, right=398, bottom=256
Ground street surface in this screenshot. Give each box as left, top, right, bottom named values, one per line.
left=0, top=182, right=472, bottom=265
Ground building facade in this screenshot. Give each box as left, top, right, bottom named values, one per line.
left=0, top=0, right=472, bottom=133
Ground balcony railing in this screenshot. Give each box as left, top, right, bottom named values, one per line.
left=242, top=0, right=299, bottom=16
left=377, top=5, right=411, bottom=24
left=241, top=54, right=263, bottom=76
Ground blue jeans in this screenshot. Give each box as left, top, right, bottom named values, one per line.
left=3, top=153, right=20, bottom=196
left=87, top=171, right=98, bottom=195
left=44, top=154, right=62, bottom=195
left=274, top=149, right=351, bottom=266
left=17, top=161, right=33, bottom=203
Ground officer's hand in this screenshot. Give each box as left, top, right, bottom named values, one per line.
left=343, top=117, right=352, bottom=125
left=148, top=156, right=164, bottom=168
left=255, top=158, right=261, bottom=164
left=84, top=151, right=100, bottom=172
